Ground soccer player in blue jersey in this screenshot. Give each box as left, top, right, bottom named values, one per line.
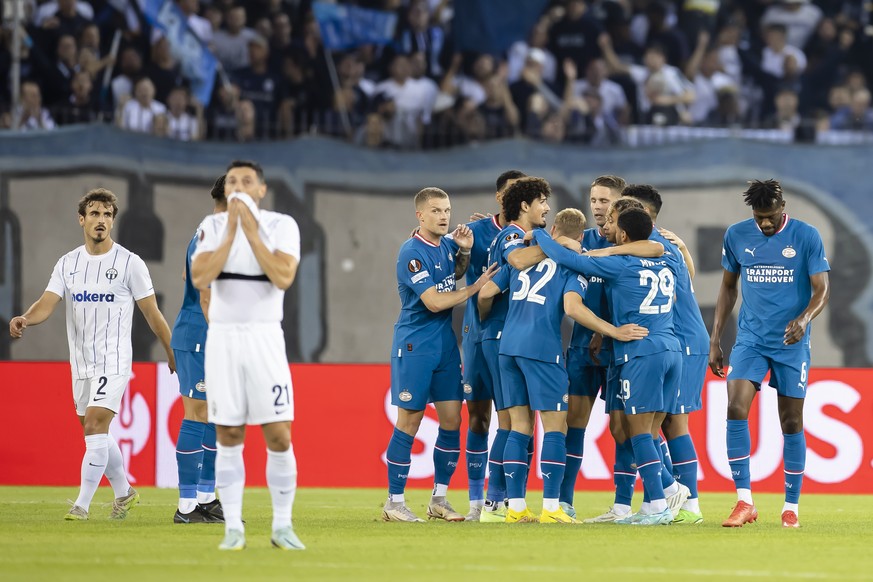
left=480, top=203, right=650, bottom=524
left=710, top=180, right=830, bottom=529
left=461, top=170, right=526, bottom=521
left=535, top=207, right=684, bottom=526
left=383, top=187, right=498, bottom=523
left=623, top=184, right=708, bottom=524
left=172, top=175, right=226, bottom=524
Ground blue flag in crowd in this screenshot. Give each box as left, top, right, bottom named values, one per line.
left=313, top=1, right=398, bottom=51
left=141, top=0, right=217, bottom=106
left=454, top=0, right=551, bottom=55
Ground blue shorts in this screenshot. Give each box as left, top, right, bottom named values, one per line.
left=619, top=351, right=682, bottom=415
left=671, top=353, right=707, bottom=414
left=462, top=337, right=494, bottom=402
left=481, top=339, right=506, bottom=411
left=390, top=347, right=462, bottom=410
left=566, top=347, right=607, bottom=399
left=602, top=365, right=623, bottom=412
left=499, top=354, right=568, bottom=412
left=728, top=343, right=811, bottom=399
left=174, top=349, right=206, bottom=400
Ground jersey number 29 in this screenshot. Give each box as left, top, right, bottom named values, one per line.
left=638, top=268, right=675, bottom=314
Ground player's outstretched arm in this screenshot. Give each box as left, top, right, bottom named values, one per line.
left=420, top=263, right=499, bottom=313
left=584, top=240, right=664, bottom=258
left=709, top=269, right=740, bottom=377
left=658, top=227, right=695, bottom=278
left=564, top=293, right=649, bottom=341
left=784, top=272, right=830, bottom=345
left=507, top=245, right=547, bottom=270
left=451, top=224, right=473, bottom=280
left=477, top=280, right=501, bottom=321
left=532, top=230, right=603, bottom=277
left=136, top=294, right=176, bottom=374
left=8, top=291, right=62, bottom=338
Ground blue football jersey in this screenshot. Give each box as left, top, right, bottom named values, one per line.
left=462, top=215, right=503, bottom=342
left=651, top=228, right=709, bottom=355
left=499, top=260, right=588, bottom=364
left=392, top=233, right=459, bottom=356
left=534, top=230, right=682, bottom=364
left=481, top=223, right=527, bottom=341
left=171, top=231, right=208, bottom=351
left=722, top=216, right=829, bottom=351
left=568, top=227, right=613, bottom=365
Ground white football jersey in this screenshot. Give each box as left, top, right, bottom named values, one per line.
left=46, top=243, right=155, bottom=380
left=193, top=209, right=300, bottom=324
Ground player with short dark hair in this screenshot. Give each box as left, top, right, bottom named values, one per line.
left=10, top=188, right=176, bottom=521
left=710, top=179, right=830, bottom=529
left=383, top=187, right=497, bottom=523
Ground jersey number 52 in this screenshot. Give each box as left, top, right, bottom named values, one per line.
left=638, top=268, right=675, bottom=314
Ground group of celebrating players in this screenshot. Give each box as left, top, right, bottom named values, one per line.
left=384, top=172, right=830, bottom=528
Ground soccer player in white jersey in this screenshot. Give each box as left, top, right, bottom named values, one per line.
left=9, top=188, right=176, bottom=520
left=191, top=160, right=304, bottom=551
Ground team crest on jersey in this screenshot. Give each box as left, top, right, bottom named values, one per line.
left=399, top=390, right=413, bottom=402
left=782, top=246, right=797, bottom=258
left=463, top=383, right=473, bottom=395
left=408, top=259, right=422, bottom=273
left=195, top=381, right=206, bottom=393
left=105, top=268, right=118, bottom=281
left=562, top=394, right=569, bottom=404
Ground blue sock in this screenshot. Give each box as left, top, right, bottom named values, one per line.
left=659, top=435, right=674, bottom=477
left=783, top=431, right=806, bottom=504
left=386, top=428, right=414, bottom=495
left=197, top=422, right=217, bottom=497
left=433, top=428, right=461, bottom=490
left=486, top=429, right=509, bottom=503
left=559, top=427, right=585, bottom=505
left=614, top=440, right=636, bottom=506
left=541, top=431, right=566, bottom=501
left=503, top=431, right=531, bottom=501
left=668, top=434, right=699, bottom=499
left=466, top=430, right=489, bottom=502
left=631, top=434, right=666, bottom=503
left=726, top=419, right=751, bottom=490
left=176, top=419, right=205, bottom=502
left=655, top=436, right=675, bottom=489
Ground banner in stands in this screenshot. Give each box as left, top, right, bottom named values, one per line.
left=1, top=362, right=871, bottom=493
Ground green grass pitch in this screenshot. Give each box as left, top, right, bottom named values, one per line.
left=1, top=486, right=870, bottom=581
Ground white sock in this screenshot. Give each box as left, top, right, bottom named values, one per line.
left=75, top=434, right=109, bottom=511
left=216, top=443, right=245, bottom=532
left=104, top=435, right=131, bottom=498
left=613, top=503, right=631, bottom=516
left=469, top=499, right=484, bottom=509
left=663, top=481, right=679, bottom=497
left=432, top=483, right=448, bottom=498
left=683, top=497, right=700, bottom=513
left=650, top=498, right=667, bottom=513
left=267, top=446, right=297, bottom=531
left=389, top=493, right=405, bottom=504
left=782, top=502, right=798, bottom=515
left=508, top=498, right=526, bottom=512
left=737, top=488, right=753, bottom=504
left=197, top=491, right=217, bottom=505
left=640, top=501, right=652, bottom=514
left=178, top=498, right=198, bottom=513
left=542, top=498, right=559, bottom=512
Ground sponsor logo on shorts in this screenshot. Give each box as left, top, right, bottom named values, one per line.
left=463, top=383, right=473, bottom=395
left=195, top=381, right=206, bottom=393
left=562, top=394, right=569, bottom=403
left=782, top=246, right=797, bottom=258
left=105, top=268, right=118, bottom=281
left=399, top=390, right=413, bottom=402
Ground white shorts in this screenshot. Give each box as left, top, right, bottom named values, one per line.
left=205, top=323, right=294, bottom=426
left=73, top=375, right=129, bottom=416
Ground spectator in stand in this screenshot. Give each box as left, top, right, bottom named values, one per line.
left=35, top=0, right=93, bottom=40
left=53, top=69, right=100, bottom=125
left=213, top=5, right=257, bottom=74
left=78, top=24, right=102, bottom=59
left=441, top=53, right=496, bottom=108
left=565, top=88, right=623, bottom=144
left=11, top=80, right=56, bottom=131
left=77, top=46, right=113, bottom=80
left=643, top=1, right=689, bottom=68
left=395, top=0, right=446, bottom=79
left=761, top=0, right=822, bottom=50
left=539, top=110, right=567, bottom=143
left=679, top=0, right=721, bottom=48
left=233, top=34, right=281, bottom=139
left=548, top=0, right=602, bottom=86
left=375, top=53, right=436, bottom=148
left=146, top=36, right=185, bottom=105
left=40, top=33, right=79, bottom=106
left=478, top=73, right=520, bottom=139
left=118, top=77, right=167, bottom=134
left=510, top=48, right=562, bottom=132
left=152, top=113, right=169, bottom=137
left=176, top=0, right=214, bottom=45
left=829, top=88, right=873, bottom=130
left=761, top=23, right=807, bottom=81
left=236, top=99, right=257, bottom=141
left=206, top=82, right=241, bottom=140
left=165, top=86, right=203, bottom=141
left=111, top=46, right=143, bottom=109
left=763, top=87, right=801, bottom=131
left=508, top=19, right=557, bottom=85
left=269, top=12, right=294, bottom=75
left=355, top=112, right=391, bottom=148
left=685, top=31, right=737, bottom=125
left=332, top=52, right=374, bottom=128
left=254, top=17, right=273, bottom=46
left=573, top=57, right=630, bottom=125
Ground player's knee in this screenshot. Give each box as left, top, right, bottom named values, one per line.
left=779, top=415, right=803, bottom=434
left=726, top=401, right=750, bottom=421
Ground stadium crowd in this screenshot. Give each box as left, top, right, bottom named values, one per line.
left=2, top=0, right=873, bottom=147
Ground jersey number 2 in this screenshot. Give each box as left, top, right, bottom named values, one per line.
left=512, top=259, right=556, bottom=305
left=638, top=268, right=675, bottom=314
